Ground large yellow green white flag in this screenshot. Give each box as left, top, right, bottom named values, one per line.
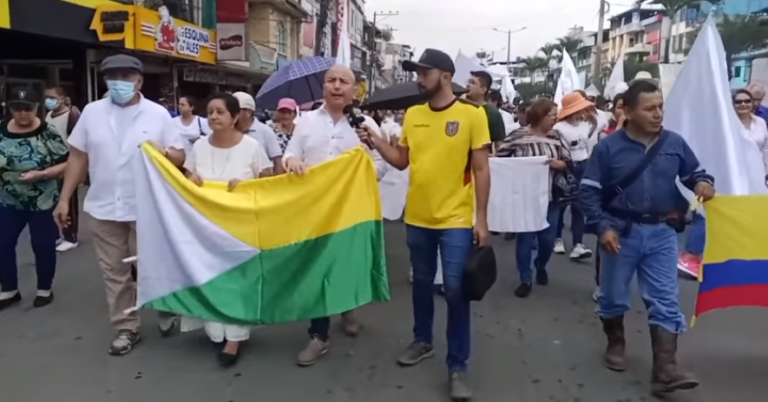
left=134, top=144, right=390, bottom=325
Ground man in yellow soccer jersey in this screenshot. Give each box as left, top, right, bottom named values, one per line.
left=357, top=48, right=491, bottom=401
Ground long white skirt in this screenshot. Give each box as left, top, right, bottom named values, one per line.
left=409, top=250, right=444, bottom=285
left=180, top=317, right=251, bottom=343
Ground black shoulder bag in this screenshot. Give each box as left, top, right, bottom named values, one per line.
left=197, top=117, right=206, bottom=137
left=585, top=133, right=669, bottom=235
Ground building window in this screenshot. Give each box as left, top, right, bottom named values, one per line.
left=734, top=66, right=743, bottom=78
left=277, top=21, right=287, bottom=54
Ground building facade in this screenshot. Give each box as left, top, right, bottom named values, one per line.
left=0, top=0, right=228, bottom=114
left=607, top=8, right=662, bottom=62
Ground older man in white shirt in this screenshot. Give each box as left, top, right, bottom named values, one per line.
left=54, top=55, right=185, bottom=356
left=232, top=92, right=283, bottom=174
left=283, top=65, right=387, bottom=367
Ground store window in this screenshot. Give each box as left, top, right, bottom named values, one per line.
left=277, top=22, right=287, bottom=55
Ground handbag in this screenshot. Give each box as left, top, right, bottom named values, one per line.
left=197, top=117, right=206, bottom=136
left=585, top=131, right=670, bottom=234
left=551, top=135, right=579, bottom=203
left=463, top=245, right=497, bottom=301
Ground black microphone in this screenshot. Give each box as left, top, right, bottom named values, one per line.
left=344, top=104, right=374, bottom=149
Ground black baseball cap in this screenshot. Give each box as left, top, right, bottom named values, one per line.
left=8, top=86, right=39, bottom=106
left=402, top=48, right=455, bottom=75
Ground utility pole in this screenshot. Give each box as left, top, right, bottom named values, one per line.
left=314, top=0, right=331, bottom=56
left=367, top=10, right=398, bottom=93
left=592, top=0, right=607, bottom=88
left=492, top=27, right=527, bottom=68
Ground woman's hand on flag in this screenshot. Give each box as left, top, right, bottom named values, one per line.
left=283, top=156, right=307, bottom=175
left=188, top=173, right=203, bottom=187
left=227, top=179, right=241, bottom=192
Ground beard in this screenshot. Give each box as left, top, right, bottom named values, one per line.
left=418, top=83, right=441, bottom=100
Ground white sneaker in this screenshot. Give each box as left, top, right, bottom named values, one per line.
left=569, top=243, right=592, bottom=260
left=553, top=239, right=565, bottom=254
left=592, top=287, right=599, bottom=303
left=56, top=241, right=79, bottom=252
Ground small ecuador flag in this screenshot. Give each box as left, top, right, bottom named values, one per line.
left=134, top=144, right=390, bottom=325
left=693, top=195, right=768, bottom=324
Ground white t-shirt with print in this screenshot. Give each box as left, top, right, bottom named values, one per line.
left=184, top=135, right=272, bottom=181
left=554, top=121, right=592, bottom=162
left=45, top=110, right=70, bottom=142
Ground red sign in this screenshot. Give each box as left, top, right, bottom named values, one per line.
left=219, top=35, right=244, bottom=50
left=217, top=0, right=247, bottom=23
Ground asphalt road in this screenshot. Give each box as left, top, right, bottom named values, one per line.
left=1, top=215, right=767, bottom=402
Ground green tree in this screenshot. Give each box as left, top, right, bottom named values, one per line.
left=685, top=15, right=768, bottom=80
left=635, top=0, right=717, bottom=62
left=538, top=43, right=559, bottom=87
left=515, top=82, right=551, bottom=103
left=555, top=36, right=583, bottom=62
left=520, top=56, right=549, bottom=79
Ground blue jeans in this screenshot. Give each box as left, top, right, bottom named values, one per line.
left=0, top=207, right=59, bottom=292
left=555, top=161, right=586, bottom=245
left=516, top=202, right=561, bottom=284
left=684, top=212, right=706, bottom=256
left=406, top=224, right=473, bottom=373
left=598, top=223, right=686, bottom=333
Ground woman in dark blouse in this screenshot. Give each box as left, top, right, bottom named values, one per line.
left=0, top=87, right=69, bottom=311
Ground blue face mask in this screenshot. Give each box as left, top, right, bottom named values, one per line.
left=44, top=98, right=59, bottom=110
left=106, top=80, right=136, bottom=105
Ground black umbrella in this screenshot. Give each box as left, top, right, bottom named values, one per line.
left=361, top=82, right=467, bottom=111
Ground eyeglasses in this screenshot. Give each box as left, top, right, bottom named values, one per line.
left=734, top=99, right=752, bottom=105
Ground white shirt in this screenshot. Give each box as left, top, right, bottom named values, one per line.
left=68, top=96, right=185, bottom=222
left=499, top=109, right=518, bottom=135
left=380, top=117, right=400, bottom=140
left=172, top=115, right=212, bottom=153
left=744, top=115, right=768, bottom=174
left=45, top=110, right=70, bottom=143
left=244, top=119, right=282, bottom=159
left=283, top=105, right=387, bottom=180
left=183, top=135, right=271, bottom=181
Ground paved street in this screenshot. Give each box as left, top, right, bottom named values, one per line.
left=2, top=214, right=767, bottom=402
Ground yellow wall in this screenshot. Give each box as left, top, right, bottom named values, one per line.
left=0, top=0, right=9, bottom=29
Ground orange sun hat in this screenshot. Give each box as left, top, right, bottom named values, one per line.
left=558, top=92, right=595, bottom=121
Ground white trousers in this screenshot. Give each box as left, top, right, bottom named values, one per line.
left=180, top=317, right=251, bottom=342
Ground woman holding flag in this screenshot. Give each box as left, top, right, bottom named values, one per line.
left=181, top=93, right=272, bottom=367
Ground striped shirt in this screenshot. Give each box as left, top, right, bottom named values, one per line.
left=496, top=127, right=570, bottom=160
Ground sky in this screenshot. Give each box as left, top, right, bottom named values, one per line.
left=364, top=0, right=634, bottom=62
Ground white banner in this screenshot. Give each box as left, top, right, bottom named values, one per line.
left=216, top=23, right=247, bottom=61
left=487, top=157, right=551, bottom=233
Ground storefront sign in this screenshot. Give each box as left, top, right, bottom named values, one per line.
left=90, top=4, right=135, bottom=44
left=182, top=67, right=252, bottom=87
left=135, top=6, right=216, bottom=64
left=216, top=23, right=247, bottom=61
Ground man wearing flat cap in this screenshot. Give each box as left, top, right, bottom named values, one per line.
left=54, top=54, right=185, bottom=356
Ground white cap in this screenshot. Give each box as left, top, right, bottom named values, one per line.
left=232, top=92, right=255, bottom=110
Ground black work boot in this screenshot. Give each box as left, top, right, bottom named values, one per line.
left=600, top=316, right=626, bottom=371
left=649, top=325, right=700, bottom=395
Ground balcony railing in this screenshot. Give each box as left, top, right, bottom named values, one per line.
left=610, top=21, right=644, bottom=37
left=112, top=0, right=216, bottom=29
